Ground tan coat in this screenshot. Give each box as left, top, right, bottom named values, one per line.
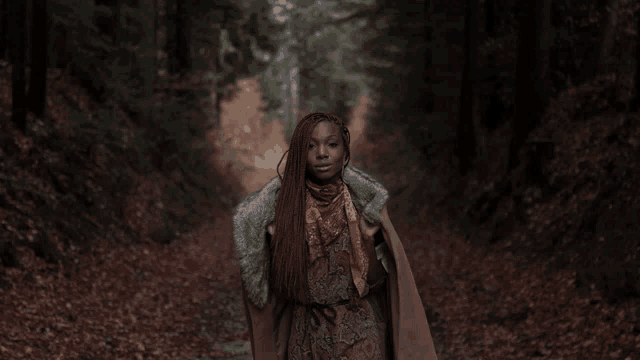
left=241, top=205, right=439, bottom=360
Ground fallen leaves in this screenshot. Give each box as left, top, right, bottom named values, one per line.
left=1, top=173, right=639, bottom=360
left=398, top=216, right=640, bottom=359
left=0, top=211, right=248, bottom=360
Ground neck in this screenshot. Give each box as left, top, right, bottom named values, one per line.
left=307, top=175, right=342, bottom=187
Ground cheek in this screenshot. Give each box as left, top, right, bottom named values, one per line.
left=306, top=151, right=315, bottom=168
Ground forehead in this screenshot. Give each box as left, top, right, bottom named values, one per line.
left=310, top=121, right=341, bottom=140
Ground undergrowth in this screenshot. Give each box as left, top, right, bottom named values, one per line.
left=0, top=67, right=244, bottom=271
left=363, top=70, right=640, bottom=306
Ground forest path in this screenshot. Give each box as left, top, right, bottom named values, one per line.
left=0, top=211, right=253, bottom=360
left=2, top=176, right=636, bottom=359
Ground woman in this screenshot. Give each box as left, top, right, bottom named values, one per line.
left=233, top=112, right=438, bottom=360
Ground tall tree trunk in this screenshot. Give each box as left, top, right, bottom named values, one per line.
left=278, top=35, right=294, bottom=143
left=154, top=0, right=158, bottom=57
left=174, top=0, right=191, bottom=74
left=422, top=0, right=433, bottom=113
left=28, top=0, right=48, bottom=117
left=289, top=15, right=299, bottom=128
left=165, top=0, right=176, bottom=74
left=538, top=0, right=552, bottom=101
left=49, top=21, right=68, bottom=69
left=507, top=0, right=551, bottom=172
left=212, top=8, right=228, bottom=126
left=0, top=0, right=8, bottom=60
left=597, top=0, right=621, bottom=75
left=485, top=0, right=496, bottom=37
left=213, top=27, right=222, bottom=121
left=631, top=9, right=640, bottom=112
left=139, top=0, right=156, bottom=127
left=455, top=0, right=478, bottom=176
left=586, top=0, right=621, bottom=79
left=25, top=0, right=31, bottom=68
left=11, top=0, right=27, bottom=133
left=112, top=0, right=121, bottom=46
left=290, top=61, right=299, bottom=124
left=549, top=0, right=564, bottom=93
left=483, top=0, right=503, bottom=132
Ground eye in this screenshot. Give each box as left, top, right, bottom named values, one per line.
left=308, top=143, right=315, bottom=149
left=330, top=143, right=339, bottom=148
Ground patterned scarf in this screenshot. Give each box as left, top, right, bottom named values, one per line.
left=305, top=177, right=369, bottom=297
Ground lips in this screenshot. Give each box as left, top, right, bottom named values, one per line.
left=315, top=164, right=331, bottom=172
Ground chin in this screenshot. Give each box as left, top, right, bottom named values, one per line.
left=311, top=172, right=340, bottom=183
left=318, top=173, right=337, bottom=180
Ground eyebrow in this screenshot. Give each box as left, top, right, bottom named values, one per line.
left=310, top=135, right=339, bottom=142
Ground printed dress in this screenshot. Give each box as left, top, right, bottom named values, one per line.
left=286, top=189, right=390, bottom=360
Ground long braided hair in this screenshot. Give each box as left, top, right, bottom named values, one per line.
left=270, top=112, right=351, bottom=303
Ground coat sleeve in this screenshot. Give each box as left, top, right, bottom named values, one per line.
left=241, top=228, right=293, bottom=360
left=378, top=205, right=439, bottom=360
left=241, top=280, right=279, bottom=360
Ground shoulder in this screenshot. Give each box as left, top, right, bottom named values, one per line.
left=343, top=165, right=389, bottom=225
left=233, top=175, right=281, bottom=224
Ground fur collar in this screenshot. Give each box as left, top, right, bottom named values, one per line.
left=232, top=165, right=389, bottom=308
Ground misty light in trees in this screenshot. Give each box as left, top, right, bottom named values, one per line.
left=271, top=0, right=293, bottom=23
left=256, top=0, right=378, bottom=139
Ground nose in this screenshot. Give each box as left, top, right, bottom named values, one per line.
left=316, top=145, right=328, bottom=158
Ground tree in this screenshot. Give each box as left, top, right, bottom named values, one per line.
left=165, top=0, right=175, bottom=73
left=631, top=8, right=640, bottom=112
left=28, top=0, right=48, bottom=117
left=112, top=0, right=121, bottom=45
left=175, top=0, right=191, bottom=73
left=138, top=0, right=156, bottom=126
left=593, top=0, right=622, bottom=77
left=0, top=0, right=8, bottom=60
left=485, top=0, right=497, bottom=38
left=10, top=0, right=27, bottom=133
left=482, top=0, right=511, bottom=133
left=167, top=0, right=191, bottom=74
left=255, top=0, right=379, bottom=140
left=94, top=0, right=121, bottom=45
left=455, top=0, right=479, bottom=176
left=355, top=0, right=435, bottom=154
left=507, top=0, right=551, bottom=172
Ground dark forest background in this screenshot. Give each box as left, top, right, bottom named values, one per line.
left=1, top=0, right=640, bottom=358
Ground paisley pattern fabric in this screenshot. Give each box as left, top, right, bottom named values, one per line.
left=305, top=177, right=369, bottom=297
left=286, top=179, right=390, bottom=360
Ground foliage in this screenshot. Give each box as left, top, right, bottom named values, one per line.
left=354, top=0, right=437, bottom=167
left=256, top=0, right=374, bottom=131
left=320, top=0, right=640, bottom=308
left=0, top=0, right=276, bottom=267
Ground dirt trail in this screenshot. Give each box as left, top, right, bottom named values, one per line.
left=0, top=210, right=255, bottom=360
left=4, top=183, right=635, bottom=359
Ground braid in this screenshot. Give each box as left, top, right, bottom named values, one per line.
left=270, top=112, right=351, bottom=303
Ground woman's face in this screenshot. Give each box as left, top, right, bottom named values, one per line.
left=306, top=121, right=346, bottom=185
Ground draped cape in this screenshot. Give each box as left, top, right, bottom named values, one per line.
left=232, top=165, right=438, bottom=359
